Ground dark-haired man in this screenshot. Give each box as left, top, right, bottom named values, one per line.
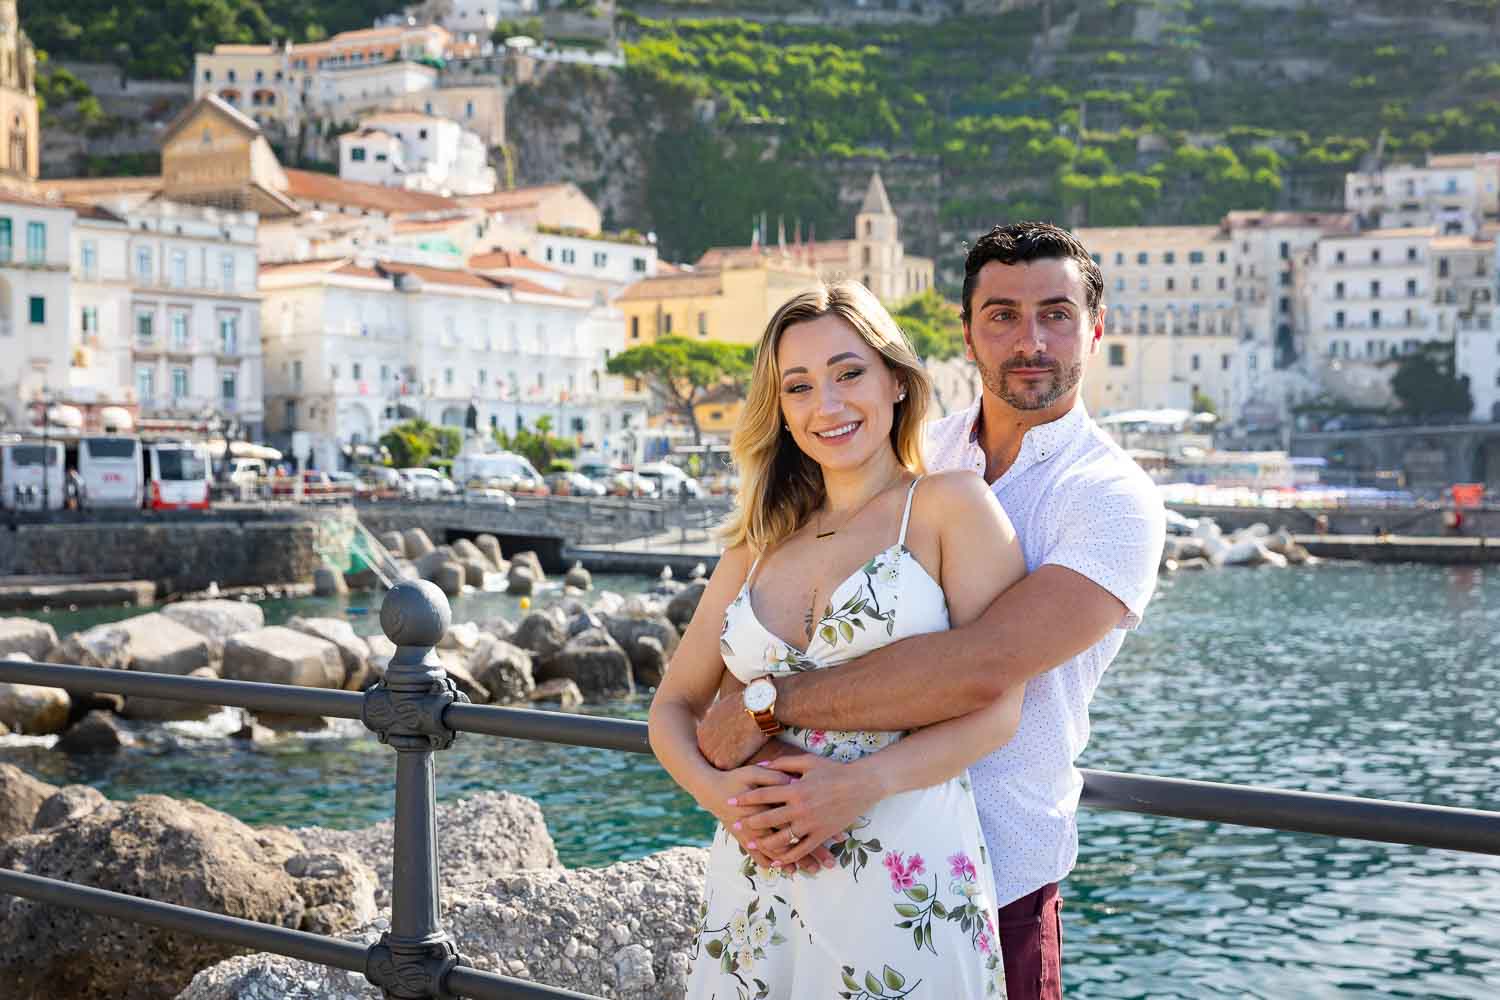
left=696, top=222, right=1165, bottom=998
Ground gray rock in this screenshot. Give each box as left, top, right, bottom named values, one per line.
left=451, top=537, right=486, bottom=566
left=472, top=639, right=535, bottom=704
left=510, top=611, right=567, bottom=661
left=50, top=621, right=132, bottom=670
left=180, top=847, right=702, bottom=1000
left=460, top=556, right=490, bottom=588
left=313, top=565, right=348, bottom=597
left=231, top=717, right=277, bottom=743
left=540, top=628, right=633, bottom=697
left=666, top=579, right=708, bottom=632
left=362, top=634, right=396, bottom=679
left=115, top=612, right=215, bottom=676
left=632, top=635, right=668, bottom=688
left=222, top=627, right=344, bottom=690
left=0, top=720, right=9, bottom=736
left=161, top=600, right=266, bottom=660
left=378, top=530, right=406, bottom=559
left=438, top=620, right=483, bottom=652
left=602, top=612, right=681, bottom=687
left=296, top=792, right=559, bottom=911
left=567, top=610, right=604, bottom=637
left=286, top=617, right=373, bottom=691
left=56, top=710, right=134, bottom=754
left=415, top=545, right=458, bottom=582
left=512, top=550, right=545, bottom=581
left=476, top=616, right=517, bottom=642
left=530, top=678, right=583, bottom=708
left=474, top=534, right=504, bottom=571
left=433, top=561, right=466, bottom=597
left=506, top=563, right=536, bottom=596
left=0, top=661, right=72, bottom=735
left=121, top=665, right=221, bottom=722
left=402, top=528, right=435, bottom=558
left=0, top=763, right=57, bottom=839
left=0, top=618, right=58, bottom=660
left=437, top=656, right=491, bottom=705
left=0, top=795, right=378, bottom=1000
left=564, top=561, right=592, bottom=591
left=33, top=785, right=117, bottom=830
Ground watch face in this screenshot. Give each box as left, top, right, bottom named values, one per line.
left=744, top=679, right=775, bottom=712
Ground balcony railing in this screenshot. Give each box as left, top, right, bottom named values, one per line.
left=1, top=581, right=1498, bottom=1000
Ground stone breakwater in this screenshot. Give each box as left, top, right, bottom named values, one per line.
left=0, top=529, right=708, bottom=740
left=1, top=763, right=699, bottom=1000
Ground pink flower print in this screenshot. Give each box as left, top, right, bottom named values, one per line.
left=806, top=730, right=827, bottom=748
left=948, top=852, right=977, bottom=882
left=882, top=851, right=926, bottom=892
left=976, top=925, right=994, bottom=956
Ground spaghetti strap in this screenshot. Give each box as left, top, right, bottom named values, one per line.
left=896, top=475, right=924, bottom=546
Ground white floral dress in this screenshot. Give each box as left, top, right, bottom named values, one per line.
left=686, top=478, right=1007, bottom=1000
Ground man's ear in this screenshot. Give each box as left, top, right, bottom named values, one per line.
left=1089, top=304, right=1106, bottom=353
left=962, top=320, right=976, bottom=361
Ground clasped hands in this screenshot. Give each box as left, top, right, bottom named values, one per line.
left=694, top=705, right=882, bottom=876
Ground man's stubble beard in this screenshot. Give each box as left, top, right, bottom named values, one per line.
left=974, top=354, right=1084, bottom=411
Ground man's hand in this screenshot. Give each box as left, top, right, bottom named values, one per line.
left=696, top=692, right=770, bottom=770
left=742, top=743, right=838, bottom=875
left=734, top=753, right=882, bottom=868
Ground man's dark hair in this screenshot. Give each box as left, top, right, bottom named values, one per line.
left=960, top=221, right=1104, bottom=324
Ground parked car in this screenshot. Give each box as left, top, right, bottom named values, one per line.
left=464, top=478, right=518, bottom=508
left=453, top=451, right=548, bottom=495
left=636, top=461, right=705, bottom=499
left=327, top=471, right=372, bottom=499
left=269, top=470, right=353, bottom=502
left=607, top=470, right=658, bottom=497
left=356, top=465, right=404, bottom=499
left=227, top=457, right=267, bottom=490
left=545, top=471, right=607, bottom=497
left=398, top=467, right=455, bottom=500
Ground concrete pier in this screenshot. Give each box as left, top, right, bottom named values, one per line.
left=1295, top=534, right=1500, bottom=564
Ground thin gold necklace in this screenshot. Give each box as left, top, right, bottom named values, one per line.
left=814, top=474, right=904, bottom=539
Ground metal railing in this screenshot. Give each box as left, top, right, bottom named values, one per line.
left=0, top=580, right=1498, bottom=999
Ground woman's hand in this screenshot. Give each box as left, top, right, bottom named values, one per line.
left=689, top=763, right=800, bottom=871
left=733, top=753, right=885, bottom=868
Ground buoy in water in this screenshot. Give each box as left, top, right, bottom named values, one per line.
left=519, top=596, right=532, bottom=610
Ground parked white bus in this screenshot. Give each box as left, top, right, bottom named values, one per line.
left=1, top=440, right=66, bottom=512
left=146, top=442, right=212, bottom=511
left=78, top=435, right=143, bottom=510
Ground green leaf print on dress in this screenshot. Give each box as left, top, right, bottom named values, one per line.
left=837, top=962, right=922, bottom=999
left=699, top=897, right=788, bottom=999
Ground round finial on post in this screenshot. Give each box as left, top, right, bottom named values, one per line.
left=380, top=580, right=451, bottom=649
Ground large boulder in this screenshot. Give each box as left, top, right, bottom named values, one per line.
left=540, top=628, right=634, bottom=697
left=56, top=710, right=134, bottom=754
left=507, top=563, right=536, bottom=596
left=472, top=639, right=535, bottom=704
left=363, top=634, right=396, bottom=680
left=379, top=530, right=407, bottom=558
left=564, top=562, right=593, bottom=591
left=113, top=613, right=214, bottom=676
left=474, top=534, right=505, bottom=571
left=121, top=665, right=220, bottom=722
left=433, top=561, right=466, bottom=597
left=32, top=785, right=118, bottom=830
left=221, top=627, right=343, bottom=690
left=510, top=611, right=568, bottom=662
left=297, top=791, right=559, bottom=911
left=451, top=537, right=486, bottom=566
left=602, top=612, right=681, bottom=687
left=512, top=550, right=545, bottom=581
left=415, top=544, right=458, bottom=582
left=0, top=656, right=72, bottom=735
left=161, top=600, right=265, bottom=660
left=0, top=795, right=377, bottom=1000
left=0, top=763, right=56, bottom=839
left=177, top=847, right=706, bottom=1000
left=286, top=617, right=373, bottom=691
left=402, top=528, right=435, bottom=558
left=531, top=678, right=583, bottom=708
left=312, top=565, right=348, bottom=597
left=50, top=621, right=131, bottom=670
left=666, top=580, right=708, bottom=633
left=0, top=618, right=58, bottom=661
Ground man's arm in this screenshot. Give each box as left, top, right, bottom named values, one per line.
left=697, top=564, right=1127, bottom=769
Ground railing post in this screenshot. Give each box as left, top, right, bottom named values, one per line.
left=362, top=580, right=470, bottom=999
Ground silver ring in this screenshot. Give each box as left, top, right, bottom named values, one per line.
left=786, top=833, right=801, bottom=846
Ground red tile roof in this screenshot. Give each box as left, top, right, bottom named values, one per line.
left=282, top=169, right=463, bottom=216
left=468, top=249, right=558, bottom=272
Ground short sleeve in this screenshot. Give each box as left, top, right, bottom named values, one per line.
left=1043, top=465, right=1165, bottom=629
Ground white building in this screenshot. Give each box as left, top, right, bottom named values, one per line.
left=526, top=229, right=657, bottom=303
left=71, top=198, right=264, bottom=438
left=338, top=112, right=496, bottom=195
left=436, top=1, right=537, bottom=38
left=1304, top=227, right=1437, bottom=409
left=259, top=255, right=646, bottom=471
left=0, top=189, right=73, bottom=430
left=1441, top=234, right=1500, bottom=422
left=1345, top=153, right=1500, bottom=235
left=1079, top=225, right=1239, bottom=418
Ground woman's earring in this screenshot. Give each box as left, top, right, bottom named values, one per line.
left=896, top=388, right=907, bottom=402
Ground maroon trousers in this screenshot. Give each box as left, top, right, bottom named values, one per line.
left=996, top=882, right=1063, bottom=1000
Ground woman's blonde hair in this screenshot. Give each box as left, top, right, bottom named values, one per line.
left=720, top=281, right=932, bottom=553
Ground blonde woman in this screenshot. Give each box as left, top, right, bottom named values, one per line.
left=650, top=281, right=1026, bottom=998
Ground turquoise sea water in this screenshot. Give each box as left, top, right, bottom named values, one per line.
left=4, top=564, right=1499, bottom=996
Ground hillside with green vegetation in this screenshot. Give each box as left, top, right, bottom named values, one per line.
left=612, top=0, right=1500, bottom=267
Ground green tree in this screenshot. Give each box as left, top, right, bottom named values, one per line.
left=493, top=415, right=579, bottom=472
left=378, top=418, right=459, bottom=469
left=1390, top=343, right=1473, bottom=419
left=606, top=336, right=754, bottom=443
left=890, top=290, right=965, bottom=361
left=1191, top=390, right=1218, bottom=416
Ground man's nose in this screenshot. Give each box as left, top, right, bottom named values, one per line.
left=1015, top=315, right=1046, bottom=354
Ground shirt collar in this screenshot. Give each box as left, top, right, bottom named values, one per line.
left=966, top=397, right=1089, bottom=470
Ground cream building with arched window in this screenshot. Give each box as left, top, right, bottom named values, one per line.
left=0, top=0, right=38, bottom=190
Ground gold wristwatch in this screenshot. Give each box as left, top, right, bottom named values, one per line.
left=742, top=677, right=782, bottom=735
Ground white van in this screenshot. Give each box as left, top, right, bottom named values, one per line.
left=78, top=436, right=143, bottom=509
left=635, top=461, right=704, bottom=499
left=451, top=451, right=545, bottom=494
left=146, top=442, right=212, bottom=510
left=1, top=441, right=65, bottom=512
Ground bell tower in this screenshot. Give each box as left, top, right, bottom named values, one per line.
left=0, top=0, right=39, bottom=186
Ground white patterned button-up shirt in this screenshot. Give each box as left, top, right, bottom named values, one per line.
left=925, top=398, right=1165, bottom=906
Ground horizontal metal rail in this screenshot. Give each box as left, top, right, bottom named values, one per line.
left=0, top=870, right=592, bottom=1000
